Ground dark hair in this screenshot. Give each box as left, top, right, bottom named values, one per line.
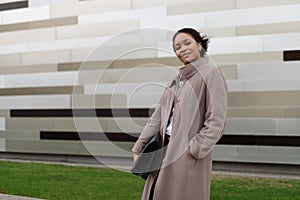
left=172, top=28, right=209, bottom=57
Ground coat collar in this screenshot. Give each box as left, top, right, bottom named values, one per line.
left=169, top=58, right=206, bottom=88
left=179, top=58, right=206, bottom=80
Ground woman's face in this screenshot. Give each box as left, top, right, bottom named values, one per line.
left=173, top=33, right=202, bottom=65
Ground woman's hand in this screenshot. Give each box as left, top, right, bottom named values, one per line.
left=132, top=153, right=139, bottom=162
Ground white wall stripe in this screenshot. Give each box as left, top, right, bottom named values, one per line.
left=1, top=6, right=49, bottom=25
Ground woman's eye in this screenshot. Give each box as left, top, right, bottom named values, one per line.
left=184, top=42, right=191, bottom=45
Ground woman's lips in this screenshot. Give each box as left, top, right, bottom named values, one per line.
left=182, top=53, right=190, bottom=58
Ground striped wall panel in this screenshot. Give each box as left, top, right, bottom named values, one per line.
left=0, top=0, right=27, bottom=11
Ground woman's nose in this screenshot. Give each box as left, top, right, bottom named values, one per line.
left=180, top=47, right=187, bottom=54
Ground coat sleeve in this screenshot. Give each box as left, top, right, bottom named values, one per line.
left=131, top=96, right=163, bottom=154
left=189, top=67, right=228, bottom=159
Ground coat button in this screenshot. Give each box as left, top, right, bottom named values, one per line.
left=179, top=81, right=184, bottom=87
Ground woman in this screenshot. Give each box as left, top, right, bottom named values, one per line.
left=132, top=28, right=228, bottom=200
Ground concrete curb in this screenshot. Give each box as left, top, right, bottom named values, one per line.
left=212, top=170, right=300, bottom=180
left=0, top=194, right=44, bottom=200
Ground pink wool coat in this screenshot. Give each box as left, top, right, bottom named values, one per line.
left=132, top=58, right=228, bottom=200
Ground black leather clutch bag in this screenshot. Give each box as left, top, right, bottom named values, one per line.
left=131, top=132, right=163, bottom=180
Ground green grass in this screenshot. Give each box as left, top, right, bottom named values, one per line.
left=211, top=175, right=300, bottom=200
left=0, top=161, right=299, bottom=200
left=0, top=161, right=144, bottom=200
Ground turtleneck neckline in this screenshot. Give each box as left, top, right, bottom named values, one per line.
left=179, top=58, right=206, bottom=80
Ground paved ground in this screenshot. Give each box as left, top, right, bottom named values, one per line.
left=0, top=194, right=43, bottom=200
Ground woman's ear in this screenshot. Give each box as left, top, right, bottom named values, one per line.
left=198, top=42, right=202, bottom=50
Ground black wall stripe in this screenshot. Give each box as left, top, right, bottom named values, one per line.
left=218, top=135, right=300, bottom=146
left=283, top=50, right=300, bottom=61
left=40, top=131, right=300, bottom=147
left=0, top=1, right=28, bottom=12
left=11, top=108, right=155, bottom=118
left=40, top=131, right=139, bottom=142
